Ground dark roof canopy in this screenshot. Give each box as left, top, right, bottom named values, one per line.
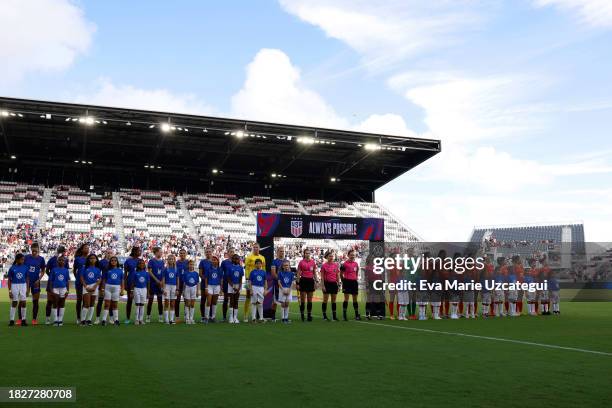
left=0, top=96, right=440, bottom=201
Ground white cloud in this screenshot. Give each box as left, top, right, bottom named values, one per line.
left=71, top=78, right=214, bottom=115
left=231, top=48, right=416, bottom=137
left=534, top=0, right=612, bottom=28
left=389, top=71, right=541, bottom=144
left=279, top=0, right=485, bottom=71
left=0, top=0, right=95, bottom=82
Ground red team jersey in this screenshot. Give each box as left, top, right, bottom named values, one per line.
left=298, top=259, right=316, bottom=279
left=342, top=261, right=359, bottom=281
left=321, top=262, right=339, bottom=282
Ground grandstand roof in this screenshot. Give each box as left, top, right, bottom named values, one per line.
left=0, top=97, right=440, bottom=201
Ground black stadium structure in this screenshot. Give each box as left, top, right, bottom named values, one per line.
left=0, top=97, right=441, bottom=201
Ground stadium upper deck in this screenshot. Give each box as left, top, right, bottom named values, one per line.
left=0, top=97, right=440, bottom=202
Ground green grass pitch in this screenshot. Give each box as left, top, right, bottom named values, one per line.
left=1, top=291, right=611, bottom=408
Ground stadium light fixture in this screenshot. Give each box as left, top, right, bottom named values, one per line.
left=212, top=169, right=219, bottom=174
left=271, top=173, right=277, bottom=178
left=236, top=130, right=245, bottom=138
left=297, top=136, right=315, bottom=145
left=160, top=123, right=172, bottom=133
left=79, top=116, right=95, bottom=126
left=149, top=124, right=155, bottom=129
left=144, top=165, right=149, bottom=168
left=364, top=143, right=381, bottom=151
left=74, top=160, right=79, bottom=163
left=126, top=122, right=132, bottom=126
left=330, top=177, right=337, bottom=182
left=10, top=155, right=16, bottom=159
left=0, top=110, right=9, bottom=117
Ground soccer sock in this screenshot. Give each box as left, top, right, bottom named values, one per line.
left=10, top=305, right=16, bottom=321
left=307, top=301, right=312, bottom=317
left=169, top=310, right=175, bottom=322
left=458, top=301, right=464, bottom=316
left=211, top=305, right=217, bottom=319
left=87, top=306, right=95, bottom=321
left=504, top=301, right=509, bottom=313
left=46, top=300, right=52, bottom=318
left=243, top=296, right=250, bottom=319
left=101, top=309, right=108, bottom=322
left=433, top=305, right=439, bottom=318
left=76, top=297, right=81, bottom=319
left=517, top=300, right=523, bottom=314
left=126, top=297, right=132, bottom=320
left=300, top=303, right=305, bottom=318
left=81, top=307, right=88, bottom=322
left=251, top=304, right=257, bottom=321
left=388, top=301, right=394, bottom=317
left=233, top=308, right=238, bottom=321
left=322, top=302, right=328, bottom=318
left=331, top=302, right=337, bottom=319
left=175, top=297, right=180, bottom=318
left=200, top=300, right=206, bottom=319
left=399, top=305, right=405, bottom=318
left=410, top=301, right=416, bottom=316
left=342, top=301, right=348, bottom=318
left=204, top=305, right=210, bottom=320
left=32, top=299, right=39, bottom=320
left=353, top=301, right=359, bottom=316
left=59, top=308, right=65, bottom=321
left=257, top=304, right=263, bottom=320
left=222, top=297, right=228, bottom=319
left=96, top=297, right=103, bottom=317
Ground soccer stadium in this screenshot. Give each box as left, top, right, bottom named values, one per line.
left=1, top=96, right=610, bottom=407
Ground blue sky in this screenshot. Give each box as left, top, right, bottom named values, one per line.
left=1, top=0, right=611, bottom=241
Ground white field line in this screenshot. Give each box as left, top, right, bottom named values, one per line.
left=290, top=312, right=612, bottom=356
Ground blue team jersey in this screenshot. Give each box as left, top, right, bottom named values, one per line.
left=148, top=258, right=165, bottom=281
left=206, top=266, right=222, bottom=285
left=105, top=268, right=123, bottom=285
left=199, top=259, right=213, bottom=275
left=164, top=267, right=178, bottom=285
left=507, top=272, right=517, bottom=284
left=278, top=270, right=294, bottom=288
left=73, top=256, right=87, bottom=286
left=8, top=264, right=28, bottom=284
left=272, top=258, right=284, bottom=273
left=24, top=254, right=45, bottom=284
left=176, top=259, right=189, bottom=281
left=46, top=255, right=60, bottom=275
left=523, top=274, right=534, bottom=285
left=99, top=258, right=110, bottom=272
left=250, top=269, right=266, bottom=287
left=134, top=270, right=149, bottom=289
left=548, top=276, right=560, bottom=291
left=228, top=264, right=244, bottom=284
left=83, top=267, right=102, bottom=285
left=50, top=267, right=70, bottom=288
left=183, top=271, right=199, bottom=287
left=124, top=257, right=139, bottom=284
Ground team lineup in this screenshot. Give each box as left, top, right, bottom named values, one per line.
left=6, top=242, right=560, bottom=327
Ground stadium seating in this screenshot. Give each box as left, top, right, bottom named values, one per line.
left=0, top=182, right=421, bottom=261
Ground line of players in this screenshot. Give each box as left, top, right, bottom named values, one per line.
left=381, top=251, right=561, bottom=321
left=6, top=242, right=363, bottom=326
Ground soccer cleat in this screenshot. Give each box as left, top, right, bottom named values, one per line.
left=124, top=319, right=131, bottom=325
left=307, top=315, right=313, bottom=322
left=209, top=318, right=216, bottom=323
left=46, top=318, right=51, bottom=325
left=146, top=316, right=151, bottom=323
left=355, top=315, right=361, bottom=321
left=94, top=318, right=100, bottom=325
left=243, top=319, right=249, bottom=323
left=21, top=320, right=28, bottom=326
left=390, top=315, right=395, bottom=320
left=258, top=319, right=265, bottom=323
left=9, top=320, right=15, bottom=326
left=158, top=316, right=164, bottom=323
left=58, top=322, right=63, bottom=327
left=32, top=319, right=38, bottom=326
left=114, top=320, right=120, bottom=326
left=101, top=320, right=107, bottom=326
left=87, top=320, right=93, bottom=326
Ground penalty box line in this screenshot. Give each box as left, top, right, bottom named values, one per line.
left=354, top=320, right=612, bottom=357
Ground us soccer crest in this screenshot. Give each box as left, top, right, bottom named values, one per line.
left=290, top=219, right=303, bottom=238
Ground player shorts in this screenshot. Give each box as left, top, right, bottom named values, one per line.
left=278, top=287, right=293, bottom=303
left=463, top=290, right=475, bottom=303
left=226, top=283, right=240, bottom=294
left=183, top=285, right=197, bottom=301
left=324, top=281, right=338, bottom=294
left=150, top=283, right=163, bottom=296
left=429, top=290, right=442, bottom=303
left=104, top=284, right=121, bottom=301
left=507, top=289, right=518, bottom=302
left=342, top=279, right=358, bottom=295
left=494, top=289, right=505, bottom=302
left=164, top=284, right=177, bottom=300
left=397, top=290, right=410, bottom=305
left=539, top=290, right=549, bottom=302
left=52, top=287, right=67, bottom=298
left=251, top=286, right=264, bottom=304
left=83, top=285, right=99, bottom=297
left=415, top=290, right=428, bottom=304
left=526, top=290, right=537, bottom=302
left=134, top=287, right=148, bottom=303
left=11, top=283, right=27, bottom=301
left=207, top=284, right=221, bottom=295
left=28, top=276, right=41, bottom=295
left=449, top=290, right=460, bottom=303
left=549, top=290, right=560, bottom=303
left=299, top=277, right=315, bottom=293
left=481, top=292, right=491, bottom=304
